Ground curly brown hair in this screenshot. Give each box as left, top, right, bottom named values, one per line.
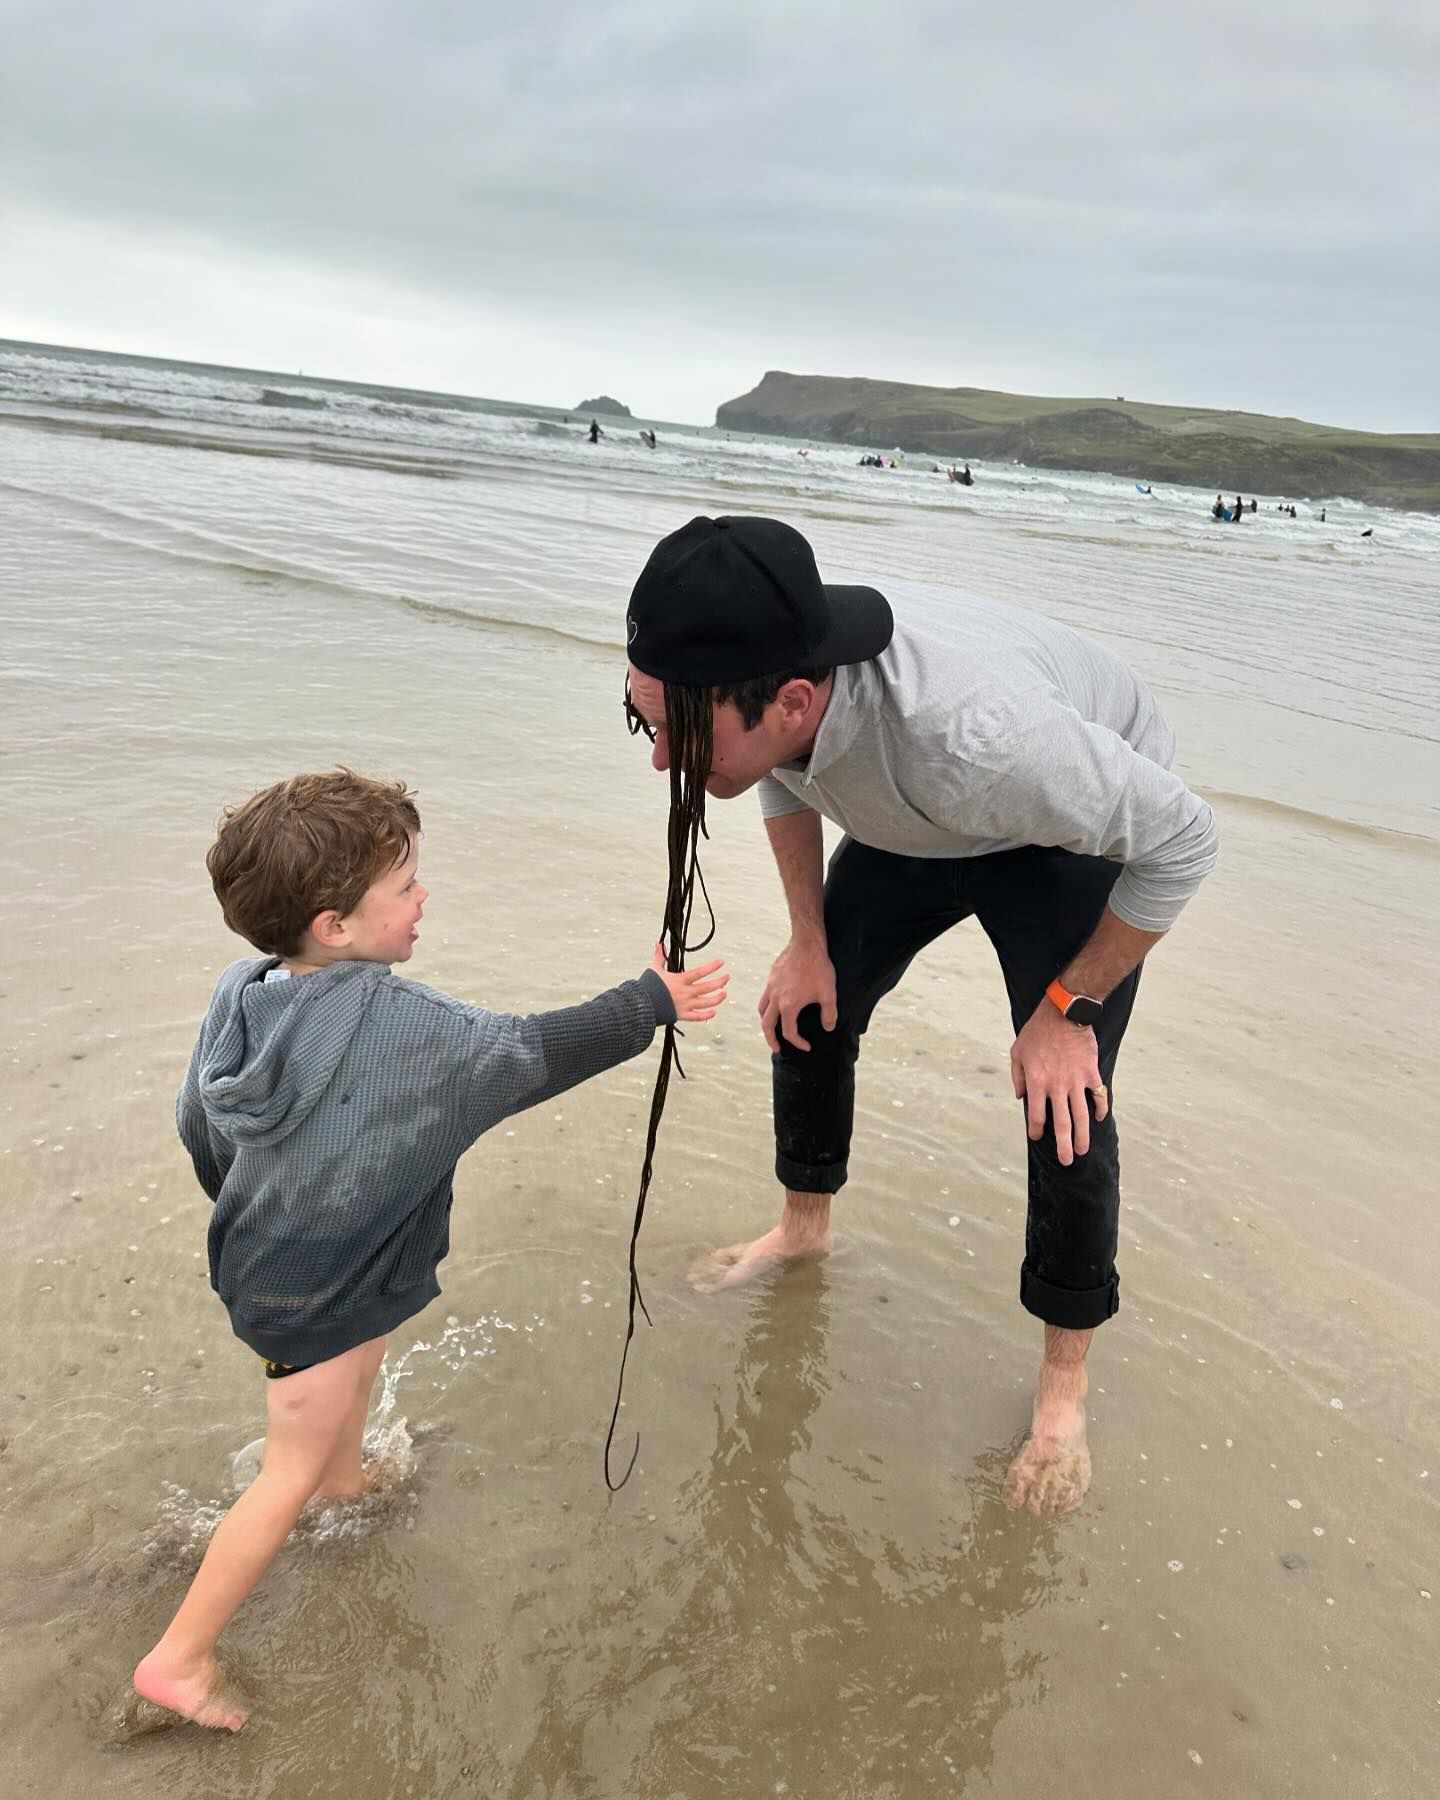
left=206, top=769, right=421, bottom=957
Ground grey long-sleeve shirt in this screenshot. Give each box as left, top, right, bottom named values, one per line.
left=758, top=609, right=1217, bottom=932
left=179, top=957, right=675, bottom=1366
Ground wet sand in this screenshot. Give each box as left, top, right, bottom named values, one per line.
left=2, top=439, right=1437, bottom=1797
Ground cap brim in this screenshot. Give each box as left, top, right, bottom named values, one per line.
left=811, top=584, right=894, bottom=668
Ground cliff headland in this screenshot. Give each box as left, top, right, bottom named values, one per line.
left=716, top=371, right=1440, bottom=511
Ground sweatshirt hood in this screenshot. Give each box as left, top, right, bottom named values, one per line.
left=196, top=959, right=384, bottom=1148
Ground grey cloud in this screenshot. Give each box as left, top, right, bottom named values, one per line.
left=1, top=0, right=1436, bottom=428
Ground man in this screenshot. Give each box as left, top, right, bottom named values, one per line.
left=623, top=516, right=1217, bottom=1516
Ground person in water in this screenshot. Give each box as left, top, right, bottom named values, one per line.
left=1232, top=496, right=1244, bottom=522
left=1213, top=494, right=1226, bottom=519
left=588, top=419, right=603, bottom=444
left=621, top=516, right=1217, bottom=1517
left=132, top=770, right=727, bottom=1730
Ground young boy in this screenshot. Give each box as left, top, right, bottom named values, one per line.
left=133, top=769, right=726, bottom=1730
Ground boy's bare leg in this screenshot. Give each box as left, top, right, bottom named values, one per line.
left=133, top=1339, right=379, bottom=1729
left=689, top=1189, right=833, bottom=1292
left=1003, top=1325, right=1094, bottom=1518
left=312, top=1336, right=388, bottom=1500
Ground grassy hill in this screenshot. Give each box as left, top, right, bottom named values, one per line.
left=715, top=372, right=1440, bottom=511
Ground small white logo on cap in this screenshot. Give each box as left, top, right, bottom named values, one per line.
left=627, top=615, right=638, bottom=644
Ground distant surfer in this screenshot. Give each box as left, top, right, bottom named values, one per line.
left=1212, top=494, right=1226, bottom=520
left=588, top=419, right=603, bottom=445
left=639, top=429, right=657, bottom=449
left=949, top=464, right=974, bottom=486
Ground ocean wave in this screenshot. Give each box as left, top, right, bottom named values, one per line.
left=0, top=407, right=472, bottom=479
left=357, top=398, right=461, bottom=425
left=391, top=591, right=617, bottom=652
left=0, top=476, right=623, bottom=655
left=1199, top=787, right=1440, bottom=851
left=259, top=387, right=328, bottom=411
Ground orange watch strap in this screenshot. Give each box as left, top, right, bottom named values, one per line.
left=1045, top=977, right=1075, bottom=1017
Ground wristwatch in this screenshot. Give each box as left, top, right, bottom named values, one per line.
left=1045, top=977, right=1103, bottom=1028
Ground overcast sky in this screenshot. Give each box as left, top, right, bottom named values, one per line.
left=3, top=1, right=1436, bottom=431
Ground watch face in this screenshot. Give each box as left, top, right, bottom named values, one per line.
left=1066, top=995, right=1104, bottom=1028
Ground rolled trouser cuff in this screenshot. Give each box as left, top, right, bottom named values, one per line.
left=1020, top=1263, right=1120, bottom=1330
left=775, top=1150, right=849, bottom=1196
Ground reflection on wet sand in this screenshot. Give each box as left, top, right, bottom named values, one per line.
left=502, top=1266, right=1062, bottom=1796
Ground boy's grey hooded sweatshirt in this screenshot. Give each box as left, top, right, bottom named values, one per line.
left=179, top=957, right=675, bottom=1366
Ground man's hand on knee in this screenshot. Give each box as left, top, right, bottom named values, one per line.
left=1010, top=1002, right=1110, bottom=1164
left=759, top=935, right=838, bottom=1052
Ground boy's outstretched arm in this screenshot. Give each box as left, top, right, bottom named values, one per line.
left=448, top=955, right=727, bottom=1146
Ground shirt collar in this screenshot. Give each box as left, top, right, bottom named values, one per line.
left=782, top=662, right=862, bottom=788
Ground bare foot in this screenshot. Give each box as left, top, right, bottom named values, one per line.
left=689, top=1222, right=833, bottom=1293
left=1003, top=1326, right=1095, bottom=1518
left=311, top=1468, right=376, bottom=1504
left=689, top=1195, right=833, bottom=1294
left=132, top=1650, right=249, bottom=1731
left=1003, top=1420, right=1092, bottom=1517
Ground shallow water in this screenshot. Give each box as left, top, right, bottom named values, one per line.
left=1, top=350, right=1436, bottom=1796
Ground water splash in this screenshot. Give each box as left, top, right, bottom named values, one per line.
left=146, top=1310, right=544, bottom=1558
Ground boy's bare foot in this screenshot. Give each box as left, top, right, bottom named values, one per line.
left=311, top=1468, right=375, bottom=1504
left=132, top=1651, right=249, bottom=1731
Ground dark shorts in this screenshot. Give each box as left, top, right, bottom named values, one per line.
left=261, top=1355, right=316, bottom=1380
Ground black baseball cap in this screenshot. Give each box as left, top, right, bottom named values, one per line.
left=626, top=515, right=893, bottom=685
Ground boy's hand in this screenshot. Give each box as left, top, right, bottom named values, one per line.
left=651, top=944, right=729, bottom=1022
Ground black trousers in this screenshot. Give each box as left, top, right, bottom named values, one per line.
left=772, top=840, right=1141, bottom=1331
